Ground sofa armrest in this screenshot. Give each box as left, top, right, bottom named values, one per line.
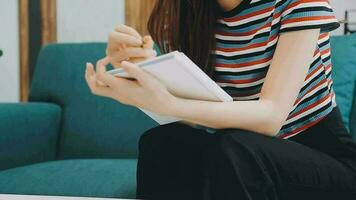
left=0, top=103, right=62, bottom=170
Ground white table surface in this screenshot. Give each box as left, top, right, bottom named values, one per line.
left=0, top=194, right=134, bottom=200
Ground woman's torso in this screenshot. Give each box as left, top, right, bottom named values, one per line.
left=213, top=0, right=340, bottom=139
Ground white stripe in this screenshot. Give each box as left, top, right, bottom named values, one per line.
left=281, top=18, right=337, bottom=29
left=215, top=60, right=271, bottom=72
left=282, top=2, right=332, bottom=18
left=219, top=9, right=274, bottom=27
left=318, top=34, right=330, bottom=44
left=283, top=130, right=303, bottom=139
left=217, top=78, right=265, bottom=88
left=251, top=0, right=262, bottom=3
left=215, top=36, right=278, bottom=56
left=234, top=93, right=261, bottom=100
left=325, top=64, right=332, bottom=74
left=327, top=79, right=333, bottom=90
left=284, top=94, right=331, bottom=124
left=304, top=64, right=324, bottom=84
left=272, top=15, right=282, bottom=26
left=216, top=26, right=271, bottom=41
left=331, top=90, right=337, bottom=107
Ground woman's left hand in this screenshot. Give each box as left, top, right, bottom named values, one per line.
left=85, top=57, right=177, bottom=116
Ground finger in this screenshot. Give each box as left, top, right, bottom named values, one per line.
left=118, top=44, right=124, bottom=51
left=87, top=62, right=107, bottom=86
left=95, top=57, right=118, bottom=86
left=108, top=31, right=142, bottom=52
left=115, top=24, right=142, bottom=41
left=143, top=36, right=154, bottom=49
left=109, top=50, right=130, bottom=64
left=85, top=63, right=96, bottom=89
left=121, top=61, right=150, bottom=85
left=107, top=44, right=127, bottom=66
left=124, top=47, right=156, bottom=58
left=129, top=57, right=146, bottom=63
left=86, top=62, right=95, bottom=77
left=89, top=78, right=114, bottom=97
left=110, top=60, right=122, bottom=69
left=109, top=48, right=156, bottom=68
left=85, top=65, right=114, bottom=97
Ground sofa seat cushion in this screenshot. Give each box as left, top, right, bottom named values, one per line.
left=0, top=159, right=137, bottom=199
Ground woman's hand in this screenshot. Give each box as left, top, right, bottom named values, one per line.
left=85, top=57, right=177, bottom=116
left=107, top=25, right=157, bottom=68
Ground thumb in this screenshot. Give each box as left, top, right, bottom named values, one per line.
left=121, top=61, right=150, bottom=85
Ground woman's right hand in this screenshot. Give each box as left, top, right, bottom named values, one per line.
left=107, top=25, right=157, bottom=68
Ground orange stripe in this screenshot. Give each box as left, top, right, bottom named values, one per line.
left=279, top=115, right=326, bottom=139
left=216, top=76, right=264, bottom=84
left=319, top=33, right=329, bottom=39
left=273, top=10, right=283, bottom=20
left=324, top=64, right=331, bottom=71
left=281, top=16, right=335, bottom=25
left=305, top=64, right=323, bottom=80
left=287, top=93, right=330, bottom=120
left=313, top=48, right=320, bottom=56
left=327, top=79, right=333, bottom=86
left=321, top=48, right=330, bottom=56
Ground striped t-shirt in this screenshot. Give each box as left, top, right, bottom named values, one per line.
left=213, top=0, right=340, bottom=139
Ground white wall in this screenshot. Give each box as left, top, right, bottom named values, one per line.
left=0, top=1, right=354, bottom=102
left=0, top=0, right=19, bottom=102
left=57, top=0, right=125, bottom=43
left=330, top=0, right=356, bottom=35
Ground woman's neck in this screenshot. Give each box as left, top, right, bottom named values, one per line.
left=217, top=0, right=243, bottom=12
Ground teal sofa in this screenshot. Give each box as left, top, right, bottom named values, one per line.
left=0, top=34, right=356, bottom=198
left=0, top=43, right=158, bottom=198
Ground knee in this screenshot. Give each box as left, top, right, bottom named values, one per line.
left=138, top=126, right=164, bottom=153
left=138, top=123, right=185, bottom=152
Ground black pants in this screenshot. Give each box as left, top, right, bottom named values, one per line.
left=136, top=107, right=356, bottom=200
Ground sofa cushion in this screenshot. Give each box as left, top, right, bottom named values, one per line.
left=330, top=34, right=356, bottom=130
left=29, top=43, right=158, bottom=159
left=0, top=159, right=137, bottom=199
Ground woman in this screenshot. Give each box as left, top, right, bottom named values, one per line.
left=85, top=0, right=356, bottom=199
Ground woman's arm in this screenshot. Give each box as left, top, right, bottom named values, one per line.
left=86, top=29, right=320, bottom=137
left=167, top=29, right=321, bottom=136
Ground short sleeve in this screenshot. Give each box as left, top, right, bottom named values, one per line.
left=279, top=0, right=340, bottom=33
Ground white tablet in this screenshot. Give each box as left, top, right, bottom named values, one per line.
left=107, top=51, right=233, bottom=125
left=108, top=51, right=233, bottom=102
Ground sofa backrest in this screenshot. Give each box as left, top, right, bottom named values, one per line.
left=330, top=33, right=356, bottom=139
left=350, top=81, right=356, bottom=137
left=29, top=43, right=158, bottom=159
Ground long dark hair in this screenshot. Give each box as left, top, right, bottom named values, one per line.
left=148, top=0, right=221, bottom=77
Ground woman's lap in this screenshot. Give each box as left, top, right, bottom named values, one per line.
left=209, top=129, right=356, bottom=199
left=136, top=122, right=356, bottom=200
